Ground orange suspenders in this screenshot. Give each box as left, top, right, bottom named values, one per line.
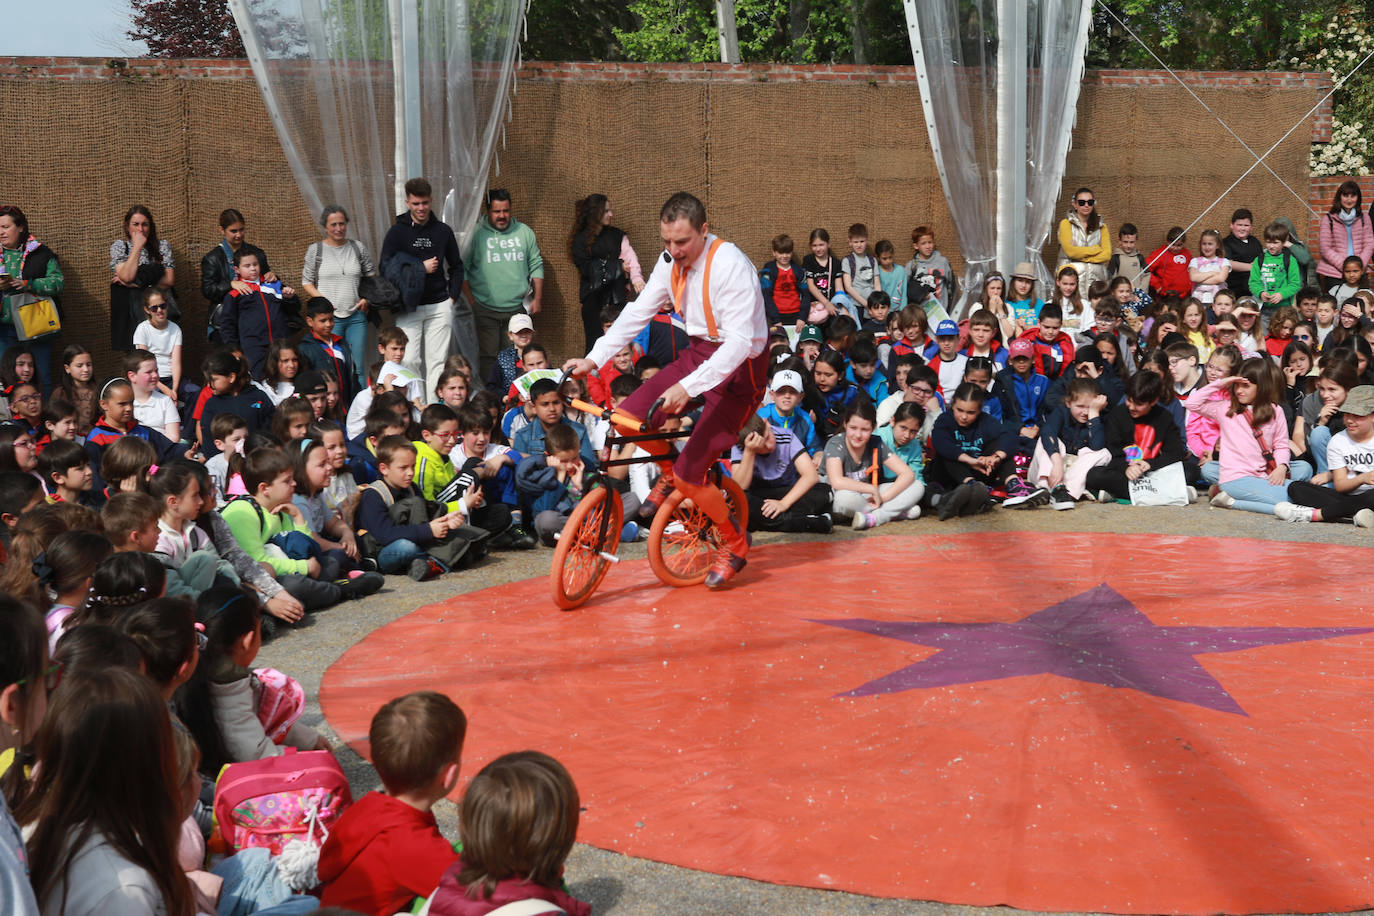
left=670, top=238, right=725, bottom=342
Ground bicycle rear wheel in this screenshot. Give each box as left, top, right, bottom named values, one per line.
left=647, top=476, right=748, bottom=587
left=550, top=487, right=623, bottom=609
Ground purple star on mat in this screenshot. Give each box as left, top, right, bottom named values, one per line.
left=811, top=583, right=1374, bottom=715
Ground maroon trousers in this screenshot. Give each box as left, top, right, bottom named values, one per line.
left=618, top=338, right=768, bottom=485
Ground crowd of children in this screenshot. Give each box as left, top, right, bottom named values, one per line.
left=5, top=199, right=1374, bottom=916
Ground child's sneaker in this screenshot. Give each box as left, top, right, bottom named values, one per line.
left=336, top=571, right=385, bottom=599
left=938, top=482, right=977, bottom=520
left=1050, top=485, right=1075, bottom=510
left=621, top=520, right=641, bottom=542
left=1186, top=486, right=1199, bottom=504
left=902, top=505, right=922, bottom=521
left=1354, top=508, right=1374, bottom=528
left=1002, top=477, right=1049, bottom=508
left=1273, top=501, right=1311, bottom=523
left=1210, top=489, right=1235, bottom=509
left=407, top=557, right=446, bottom=582
left=1096, top=489, right=1115, bottom=503
left=802, top=513, right=834, bottom=533
left=851, top=512, right=878, bottom=531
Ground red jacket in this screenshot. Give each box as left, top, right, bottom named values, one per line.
left=1015, top=329, right=1076, bottom=381
left=1147, top=244, right=1193, bottom=298
left=317, top=791, right=458, bottom=916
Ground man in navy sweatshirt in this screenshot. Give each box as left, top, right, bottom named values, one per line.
left=380, top=177, right=467, bottom=400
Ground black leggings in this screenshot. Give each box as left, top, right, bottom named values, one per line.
left=1287, top=480, right=1374, bottom=521
left=931, top=453, right=1017, bottom=489
left=1085, top=465, right=1131, bottom=500
left=744, top=481, right=833, bottom=531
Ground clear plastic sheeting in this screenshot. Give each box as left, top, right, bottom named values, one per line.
left=226, top=0, right=526, bottom=257
left=903, top=0, right=1092, bottom=315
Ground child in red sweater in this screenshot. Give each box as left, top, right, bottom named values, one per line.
left=1147, top=226, right=1194, bottom=300
left=318, top=691, right=466, bottom=915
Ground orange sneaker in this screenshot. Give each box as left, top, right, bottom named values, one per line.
left=704, top=546, right=748, bottom=589
left=638, top=473, right=676, bottom=520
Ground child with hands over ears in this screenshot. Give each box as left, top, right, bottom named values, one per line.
left=730, top=414, right=833, bottom=533
left=824, top=400, right=919, bottom=531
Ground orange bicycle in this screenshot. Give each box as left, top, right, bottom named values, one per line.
left=550, top=391, right=747, bottom=609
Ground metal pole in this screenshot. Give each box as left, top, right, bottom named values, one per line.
left=389, top=0, right=423, bottom=212
left=716, top=0, right=741, bottom=64
left=995, top=0, right=1027, bottom=276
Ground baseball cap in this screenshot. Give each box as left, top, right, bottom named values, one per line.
left=508, top=313, right=534, bottom=333
left=1009, top=339, right=1035, bottom=359
left=1338, top=385, right=1374, bottom=415
left=798, top=325, right=824, bottom=346
left=771, top=369, right=805, bottom=393
left=294, top=370, right=328, bottom=395
left=935, top=319, right=960, bottom=337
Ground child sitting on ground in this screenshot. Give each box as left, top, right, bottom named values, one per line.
left=931, top=382, right=1049, bottom=517
left=730, top=413, right=832, bottom=533
left=430, top=751, right=590, bottom=916
left=319, top=691, right=467, bottom=914
left=198, top=350, right=274, bottom=458
left=126, top=349, right=180, bottom=442
left=518, top=422, right=638, bottom=545
left=37, top=438, right=94, bottom=506
left=1029, top=377, right=1111, bottom=508
left=824, top=400, right=920, bottom=531
left=413, top=404, right=528, bottom=549
left=101, top=490, right=161, bottom=553
left=1084, top=369, right=1187, bottom=502
left=847, top=337, right=889, bottom=402
left=356, top=436, right=477, bottom=580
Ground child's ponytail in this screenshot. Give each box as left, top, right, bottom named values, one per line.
left=175, top=586, right=261, bottom=774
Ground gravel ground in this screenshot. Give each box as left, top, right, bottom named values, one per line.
left=258, top=501, right=1371, bottom=916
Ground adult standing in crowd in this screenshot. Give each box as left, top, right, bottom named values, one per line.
left=569, top=194, right=644, bottom=351
left=1319, top=181, right=1374, bottom=294
left=109, top=205, right=174, bottom=352
left=381, top=177, right=464, bottom=397
left=201, top=208, right=277, bottom=337
left=301, top=205, right=377, bottom=390
left=465, top=189, right=543, bottom=380
left=1056, top=188, right=1111, bottom=288
left=0, top=206, right=63, bottom=392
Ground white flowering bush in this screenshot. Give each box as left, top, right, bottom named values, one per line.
left=1288, top=11, right=1374, bottom=176
left=1312, top=118, right=1371, bottom=176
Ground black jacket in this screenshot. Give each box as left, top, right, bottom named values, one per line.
left=200, top=242, right=270, bottom=306
left=380, top=213, right=463, bottom=307
left=1101, top=402, right=1184, bottom=472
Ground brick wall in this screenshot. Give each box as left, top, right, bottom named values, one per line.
left=0, top=57, right=1342, bottom=375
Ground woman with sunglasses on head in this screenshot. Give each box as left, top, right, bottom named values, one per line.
left=1057, top=188, right=1111, bottom=288
left=0, top=206, right=64, bottom=395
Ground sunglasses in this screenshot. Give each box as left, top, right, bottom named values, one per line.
left=16, top=660, right=64, bottom=695
left=1075, top=198, right=1096, bottom=206
left=147, top=304, right=167, bottom=312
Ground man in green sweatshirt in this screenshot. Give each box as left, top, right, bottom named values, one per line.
left=464, top=189, right=544, bottom=379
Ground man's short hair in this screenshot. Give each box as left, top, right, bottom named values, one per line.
left=100, top=491, right=160, bottom=543
left=404, top=177, right=432, bottom=199
left=376, top=435, right=417, bottom=466
left=544, top=423, right=578, bottom=455
left=420, top=404, right=459, bottom=434
left=486, top=188, right=511, bottom=206
left=659, top=192, right=707, bottom=229
left=243, top=447, right=294, bottom=495
left=305, top=297, right=334, bottom=318
left=370, top=691, right=467, bottom=796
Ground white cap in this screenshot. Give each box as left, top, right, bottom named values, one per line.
left=771, top=369, right=804, bottom=393
left=507, top=313, right=534, bottom=333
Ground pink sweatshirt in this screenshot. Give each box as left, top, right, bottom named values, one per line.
left=1184, top=380, right=1290, bottom=483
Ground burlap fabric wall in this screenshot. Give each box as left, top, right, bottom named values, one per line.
left=0, top=70, right=1315, bottom=382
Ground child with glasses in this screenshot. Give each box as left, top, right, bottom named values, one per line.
left=132, top=287, right=185, bottom=403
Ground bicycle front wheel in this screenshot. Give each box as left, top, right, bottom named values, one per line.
left=647, top=476, right=748, bottom=587
left=550, top=486, right=623, bottom=609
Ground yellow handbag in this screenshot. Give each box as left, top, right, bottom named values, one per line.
left=11, top=293, right=60, bottom=340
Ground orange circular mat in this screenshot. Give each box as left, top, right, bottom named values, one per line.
left=320, top=533, right=1374, bottom=914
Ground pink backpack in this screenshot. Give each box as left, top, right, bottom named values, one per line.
left=214, top=748, right=352, bottom=857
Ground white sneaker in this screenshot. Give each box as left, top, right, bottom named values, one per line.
left=1210, top=490, right=1235, bottom=509
left=851, top=512, right=877, bottom=531
left=903, top=505, right=922, bottom=521
left=1187, top=486, right=1199, bottom=504
left=1273, top=501, right=1311, bottom=523
left=1096, top=489, right=1114, bottom=503
left=1355, top=508, right=1374, bottom=529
